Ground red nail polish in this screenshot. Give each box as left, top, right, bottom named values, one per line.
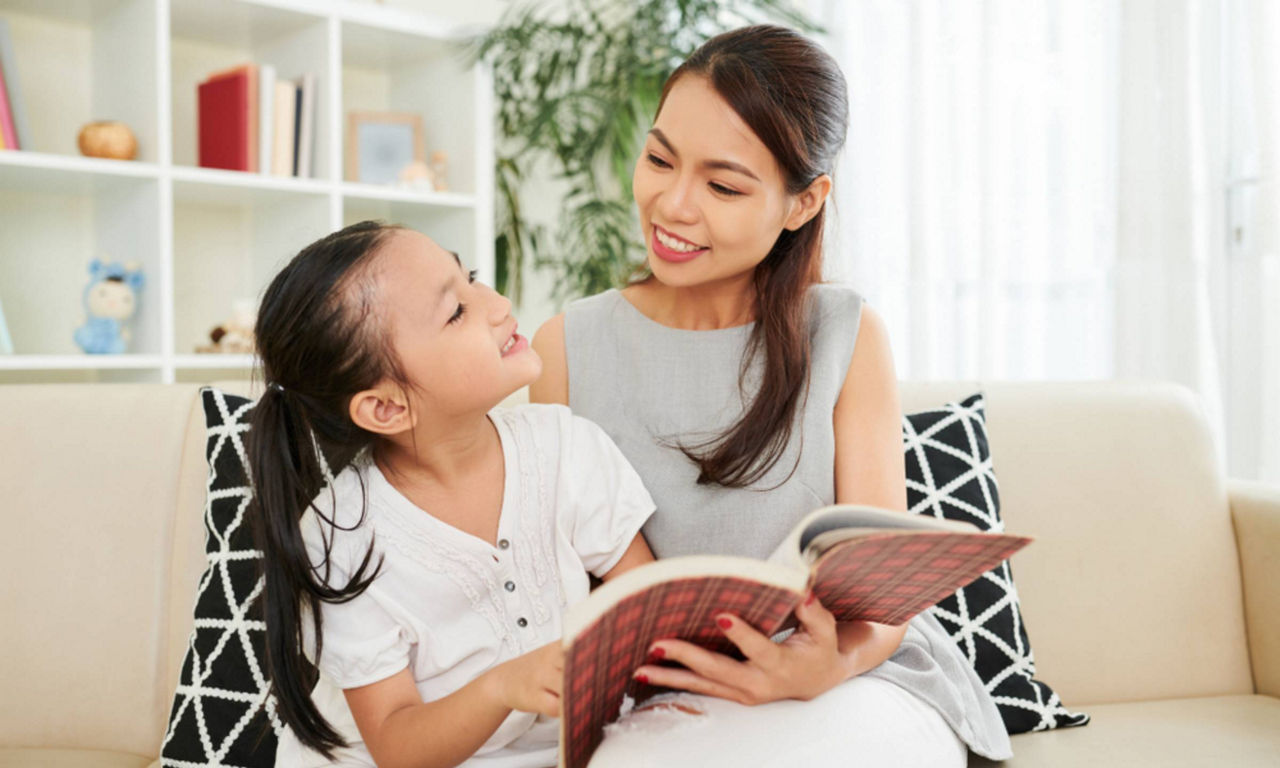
left=635, top=674, right=649, bottom=684
left=804, top=591, right=816, bottom=606
left=717, top=616, right=733, bottom=630
left=648, top=647, right=665, bottom=661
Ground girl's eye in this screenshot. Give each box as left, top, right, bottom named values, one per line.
left=468, top=269, right=478, bottom=284
left=647, top=153, right=671, bottom=169
left=448, top=303, right=466, bottom=325
left=710, top=182, right=742, bottom=197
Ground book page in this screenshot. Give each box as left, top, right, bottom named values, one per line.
left=765, top=504, right=980, bottom=566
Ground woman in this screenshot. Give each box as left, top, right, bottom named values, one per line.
left=530, top=25, right=1012, bottom=766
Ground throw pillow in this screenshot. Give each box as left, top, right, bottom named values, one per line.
left=905, top=392, right=1090, bottom=734
left=160, top=388, right=281, bottom=766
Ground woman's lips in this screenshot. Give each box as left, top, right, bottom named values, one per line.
left=651, top=225, right=708, bottom=263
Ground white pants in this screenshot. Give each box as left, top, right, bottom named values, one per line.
left=587, top=675, right=968, bottom=768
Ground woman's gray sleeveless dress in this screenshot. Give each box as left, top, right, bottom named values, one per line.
left=564, top=286, right=1013, bottom=763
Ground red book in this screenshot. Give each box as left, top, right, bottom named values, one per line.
left=558, top=505, right=1032, bottom=768
left=197, top=64, right=258, bottom=172
left=0, top=55, right=17, bottom=150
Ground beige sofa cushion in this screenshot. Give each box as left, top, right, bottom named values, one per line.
left=0, top=385, right=201, bottom=755
left=0, top=749, right=154, bottom=768
left=1231, top=479, right=1280, bottom=698
left=898, top=381, right=1254, bottom=705
left=971, top=694, right=1280, bottom=766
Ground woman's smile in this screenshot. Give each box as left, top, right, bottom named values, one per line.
left=652, top=224, right=709, bottom=263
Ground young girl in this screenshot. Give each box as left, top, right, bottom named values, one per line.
left=247, top=220, right=656, bottom=768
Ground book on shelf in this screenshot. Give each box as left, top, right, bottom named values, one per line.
left=295, top=72, right=316, bottom=178
left=270, top=78, right=296, bottom=177
left=259, top=64, right=276, bottom=175
left=558, top=504, right=1032, bottom=768
left=0, top=19, right=29, bottom=150
left=197, top=64, right=258, bottom=172
left=0, top=55, right=10, bottom=149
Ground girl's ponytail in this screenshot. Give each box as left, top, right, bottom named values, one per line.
left=245, top=221, right=407, bottom=758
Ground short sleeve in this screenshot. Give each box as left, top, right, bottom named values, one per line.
left=298, top=483, right=412, bottom=689
left=555, top=409, right=656, bottom=576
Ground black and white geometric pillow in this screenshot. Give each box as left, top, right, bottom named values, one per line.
left=160, top=388, right=281, bottom=767
left=905, top=393, right=1090, bottom=734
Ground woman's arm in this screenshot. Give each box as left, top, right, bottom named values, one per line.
left=830, top=302, right=911, bottom=671
left=345, top=642, right=563, bottom=768
left=530, top=313, right=569, bottom=405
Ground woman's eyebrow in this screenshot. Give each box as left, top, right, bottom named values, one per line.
left=649, top=128, right=761, bottom=182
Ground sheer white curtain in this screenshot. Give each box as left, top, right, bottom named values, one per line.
left=814, top=0, right=1279, bottom=484
left=1222, top=0, right=1280, bottom=485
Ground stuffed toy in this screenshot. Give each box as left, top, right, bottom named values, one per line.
left=74, top=259, right=144, bottom=355
left=196, top=299, right=257, bottom=354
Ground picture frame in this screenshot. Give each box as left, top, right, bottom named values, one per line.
left=346, top=111, right=425, bottom=185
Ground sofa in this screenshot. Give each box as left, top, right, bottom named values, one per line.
left=1, top=379, right=1277, bottom=767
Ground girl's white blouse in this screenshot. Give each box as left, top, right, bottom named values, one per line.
left=274, top=404, right=656, bottom=767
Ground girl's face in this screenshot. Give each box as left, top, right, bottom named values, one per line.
left=632, top=74, right=802, bottom=289
left=374, top=230, right=540, bottom=417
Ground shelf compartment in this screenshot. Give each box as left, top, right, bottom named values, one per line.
left=172, top=187, right=329, bottom=357
left=170, top=0, right=332, bottom=179
left=0, top=174, right=162, bottom=356
left=340, top=20, right=476, bottom=195
left=0, top=0, right=159, bottom=161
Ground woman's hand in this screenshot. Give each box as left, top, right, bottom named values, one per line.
left=483, top=640, right=564, bottom=717
left=632, top=592, right=853, bottom=706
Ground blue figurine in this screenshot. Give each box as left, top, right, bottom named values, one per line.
left=74, top=259, right=144, bottom=355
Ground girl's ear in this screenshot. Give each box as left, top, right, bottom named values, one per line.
left=783, top=173, right=833, bottom=232
left=349, top=385, right=413, bottom=435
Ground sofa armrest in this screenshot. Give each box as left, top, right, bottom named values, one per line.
left=1230, top=479, right=1280, bottom=697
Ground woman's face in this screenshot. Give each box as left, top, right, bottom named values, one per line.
left=632, top=74, right=802, bottom=289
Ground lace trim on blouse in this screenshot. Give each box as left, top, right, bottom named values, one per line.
left=504, top=409, right=567, bottom=622
left=372, top=500, right=523, bottom=656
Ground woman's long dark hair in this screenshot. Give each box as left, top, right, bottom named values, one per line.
left=247, top=220, right=408, bottom=758
left=655, top=25, right=850, bottom=488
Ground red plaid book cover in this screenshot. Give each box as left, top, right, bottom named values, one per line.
left=559, top=529, right=1030, bottom=767
left=561, top=576, right=799, bottom=768
left=810, top=531, right=1031, bottom=625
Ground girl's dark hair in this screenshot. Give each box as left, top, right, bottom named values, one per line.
left=247, top=220, right=406, bottom=758
left=656, top=25, right=849, bottom=487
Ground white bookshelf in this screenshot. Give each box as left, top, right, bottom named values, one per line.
left=0, top=0, right=494, bottom=384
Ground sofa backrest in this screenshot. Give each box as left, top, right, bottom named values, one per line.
left=897, top=380, right=1254, bottom=706
left=0, top=379, right=1256, bottom=756
left=0, top=384, right=206, bottom=756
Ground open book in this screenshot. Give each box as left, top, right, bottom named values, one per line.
left=558, top=505, right=1032, bottom=768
